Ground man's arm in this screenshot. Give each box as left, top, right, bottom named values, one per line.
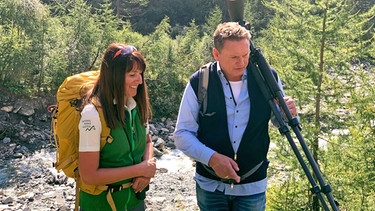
left=271, top=75, right=299, bottom=126
left=173, top=82, right=215, bottom=165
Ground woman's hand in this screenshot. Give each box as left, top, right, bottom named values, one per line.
left=132, top=176, right=150, bottom=193
left=133, top=158, right=156, bottom=193
left=139, top=158, right=156, bottom=178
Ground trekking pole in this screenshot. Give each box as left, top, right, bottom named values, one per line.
left=226, top=1, right=340, bottom=210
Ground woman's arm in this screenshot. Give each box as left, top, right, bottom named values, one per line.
left=78, top=151, right=156, bottom=185
left=143, top=133, right=154, bottom=161
left=131, top=133, right=155, bottom=193
left=78, top=104, right=156, bottom=186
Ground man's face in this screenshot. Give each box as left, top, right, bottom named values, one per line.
left=212, top=39, right=250, bottom=81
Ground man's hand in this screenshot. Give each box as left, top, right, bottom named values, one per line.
left=208, top=152, right=240, bottom=183
left=275, top=96, right=298, bottom=118
left=283, top=96, right=297, bottom=117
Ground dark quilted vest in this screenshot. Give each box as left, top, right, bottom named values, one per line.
left=190, top=62, right=277, bottom=184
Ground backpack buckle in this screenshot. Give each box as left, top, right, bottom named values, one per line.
left=108, top=184, right=123, bottom=193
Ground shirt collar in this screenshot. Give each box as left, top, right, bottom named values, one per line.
left=112, top=97, right=137, bottom=110
left=125, top=97, right=137, bottom=110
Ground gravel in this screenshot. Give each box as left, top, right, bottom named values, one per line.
left=0, top=147, right=199, bottom=211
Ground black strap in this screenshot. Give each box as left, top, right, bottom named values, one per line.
left=202, top=160, right=264, bottom=183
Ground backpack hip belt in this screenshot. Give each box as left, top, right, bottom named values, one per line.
left=106, top=183, right=133, bottom=211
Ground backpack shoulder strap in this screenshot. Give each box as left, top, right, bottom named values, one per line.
left=197, top=62, right=212, bottom=115
left=91, top=98, right=112, bottom=150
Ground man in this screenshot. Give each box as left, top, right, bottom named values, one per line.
left=173, top=22, right=298, bottom=211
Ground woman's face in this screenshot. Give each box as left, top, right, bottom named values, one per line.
left=125, top=67, right=143, bottom=97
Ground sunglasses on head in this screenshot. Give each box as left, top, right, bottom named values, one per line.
left=113, top=46, right=137, bottom=59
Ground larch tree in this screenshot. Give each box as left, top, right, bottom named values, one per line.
left=257, top=0, right=375, bottom=210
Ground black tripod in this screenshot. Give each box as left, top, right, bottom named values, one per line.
left=226, top=1, right=340, bottom=210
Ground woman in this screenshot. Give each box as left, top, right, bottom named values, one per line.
left=78, top=43, right=156, bottom=211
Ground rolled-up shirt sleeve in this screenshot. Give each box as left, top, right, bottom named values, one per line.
left=173, top=82, right=215, bottom=166
left=79, top=104, right=102, bottom=152
left=270, top=75, right=300, bottom=127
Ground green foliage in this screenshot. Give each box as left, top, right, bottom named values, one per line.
left=320, top=94, right=375, bottom=209
left=125, top=0, right=220, bottom=35
left=260, top=0, right=375, bottom=209
left=54, top=0, right=101, bottom=75
left=244, top=0, right=274, bottom=34
left=94, top=0, right=124, bottom=50
left=323, top=68, right=375, bottom=209
left=142, top=17, right=180, bottom=118
left=0, top=1, right=374, bottom=209
left=144, top=17, right=212, bottom=118
left=175, top=21, right=206, bottom=77
left=0, top=0, right=48, bottom=95
left=202, top=5, right=223, bottom=35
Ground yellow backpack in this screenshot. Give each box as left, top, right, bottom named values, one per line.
left=49, top=71, right=113, bottom=210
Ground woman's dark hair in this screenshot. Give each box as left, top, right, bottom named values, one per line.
left=85, top=43, right=152, bottom=129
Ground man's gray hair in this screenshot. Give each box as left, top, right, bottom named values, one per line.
left=213, top=22, right=251, bottom=51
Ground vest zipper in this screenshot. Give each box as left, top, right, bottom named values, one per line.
left=231, top=153, right=237, bottom=189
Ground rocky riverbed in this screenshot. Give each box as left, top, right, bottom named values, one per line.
left=0, top=90, right=199, bottom=211
left=0, top=146, right=198, bottom=211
